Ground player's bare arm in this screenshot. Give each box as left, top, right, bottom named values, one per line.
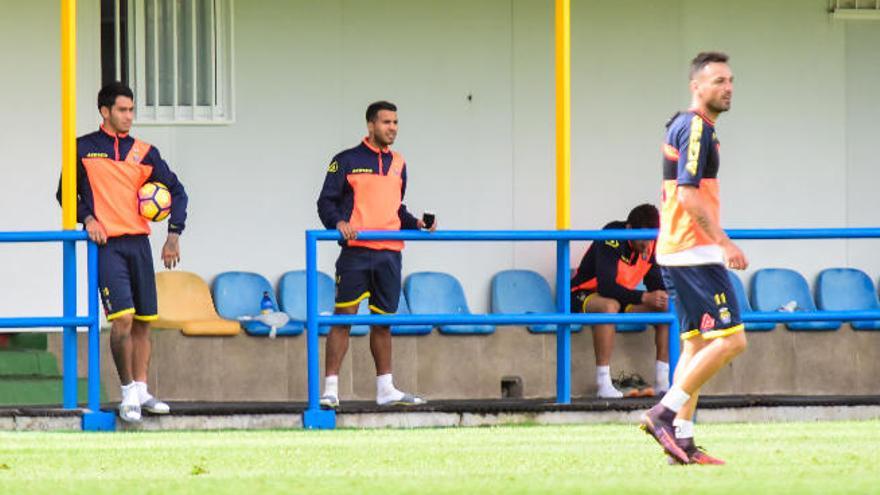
left=83, top=214, right=108, bottom=245
left=162, top=233, right=180, bottom=269
left=677, top=185, right=747, bottom=270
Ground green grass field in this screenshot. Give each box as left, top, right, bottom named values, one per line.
left=1, top=421, right=878, bottom=494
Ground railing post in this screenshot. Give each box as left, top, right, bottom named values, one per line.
left=81, top=240, right=115, bottom=431
left=667, top=299, right=680, bottom=387
left=302, top=231, right=335, bottom=429
left=87, top=240, right=100, bottom=411
left=555, top=240, right=571, bottom=404
left=62, top=239, right=78, bottom=409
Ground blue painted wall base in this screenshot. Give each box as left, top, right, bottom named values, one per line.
left=303, top=408, right=336, bottom=429
left=82, top=410, right=116, bottom=431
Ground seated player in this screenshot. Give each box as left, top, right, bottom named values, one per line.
left=571, top=204, right=669, bottom=398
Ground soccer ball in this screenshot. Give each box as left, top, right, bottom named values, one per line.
left=138, top=182, right=172, bottom=222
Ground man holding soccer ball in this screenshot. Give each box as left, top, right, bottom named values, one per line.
left=55, top=81, right=188, bottom=423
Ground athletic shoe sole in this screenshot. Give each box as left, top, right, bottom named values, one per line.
left=377, top=394, right=427, bottom=407
left=637, top=387, right=656, bottom=398
left=688, top=451, right=726, bottom=465
left=118, top=404, right=142, bottom=423
left=142, top=402, right=170, bottom=415
left=666, top=453, right=726, bottom=465
left=319, top=396, right=339, bottom=409
left=639, top=413, right=689, bottom=464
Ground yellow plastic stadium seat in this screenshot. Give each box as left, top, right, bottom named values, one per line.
left=154, top=271, right=241, bottom=336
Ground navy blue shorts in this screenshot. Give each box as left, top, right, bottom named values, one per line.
left=335, top=247, right=401, bottom=314
left=98, top=235, right=158, bottom=322
left=661, top=264, right=744, bottom=340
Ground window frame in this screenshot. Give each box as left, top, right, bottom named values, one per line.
left=111, top=0, right=235, bottom=125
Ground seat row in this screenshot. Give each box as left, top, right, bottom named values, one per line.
left=154, top=270, right=494, bottom=336
left=152, top=267, right=880, bottom=336
left=734, top=267, right=880, bottom=331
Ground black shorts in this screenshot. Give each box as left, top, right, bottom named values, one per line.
left=98, top=235, right=158, bottom=322
left=570, top=290, right=635, bottom=314
left=661, top=264, right=744, bottom=340
left=335, top=247, right=401, bottom=314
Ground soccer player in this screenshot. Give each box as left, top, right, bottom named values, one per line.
left=571, top=204, right=669, bottom=398
left=56, top=82, right=188, bottom=422
left=639, top=52, right=747, bottom=465
left=316, top=101, right=434, bottom=408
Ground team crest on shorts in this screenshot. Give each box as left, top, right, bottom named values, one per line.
left=719, top=307, right=732, bottom=325
left=700, top=313, right=716, bottom=331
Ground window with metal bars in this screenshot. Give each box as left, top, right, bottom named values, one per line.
left=831, top=0, right=880, bottom=9
left=100, top=0, right=234, bottom=124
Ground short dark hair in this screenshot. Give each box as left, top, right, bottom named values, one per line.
left=627, top=203, right=660, bottom=229
left=97, top=81, right=134, bottom=110
left=690, top=51, right=729, bottom=80
left=366, top=101, right=397, bottom=122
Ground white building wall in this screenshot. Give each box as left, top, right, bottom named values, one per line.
left=0, top=1, right=100, bottom=318
left=0, top=0, right=878, bottom=321
left=844, top=22, right=880, bottom=276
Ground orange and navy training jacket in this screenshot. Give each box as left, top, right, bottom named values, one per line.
left=570, top=221, right=664, bottom=306
left=657, top=110, right=722, bottom=265
left=55, top=126, right=188, bottom=237
left=317, top=138, right=419, bottom=251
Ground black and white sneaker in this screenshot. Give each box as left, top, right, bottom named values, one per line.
left=319, top=394, right=339, bottom=409
left=118, top=401, right=142, bottom=423
left=142, top=397, right=170, bottom=415
left=377, top=393, right=427, bottom=407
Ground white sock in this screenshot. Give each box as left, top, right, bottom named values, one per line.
left=595, top=366, right=622, bottom=398
left=659, top=385, right=691, bottom=413
left=120, top=382, right=138, bottom=405
left=376, top=373, right=403, bottom=402
left=673, top=418, right=694, bottom=439
left=323, top=375, right=338, bottom=398
left=134, top=381, right=152, bottom=403
left=655, top=361, right=670, bottom=390
left=596, top=365, right=613, bottom=387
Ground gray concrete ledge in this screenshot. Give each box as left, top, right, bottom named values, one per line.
left=118, top=413, right=303, bottom=431
left=4, top=403, right=880, bottom=431
left=48, top=328, right=880, bottom=404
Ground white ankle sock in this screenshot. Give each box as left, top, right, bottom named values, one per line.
left=673, top=418, right=694, bottom=439
left=134, top=381, right=152, bottom=403
left=120, top=382, right=138, bottom=405
left=659, top=386, right=691, bottom=413
left=596, top=365, right=612, bottom=387
left=655, top=361, right=670, bottom=390
left=324, top=375, right=338, bottom=398
left=595, top=366, right=622, bottom=398
left=376, top=373, right=403, bottom=402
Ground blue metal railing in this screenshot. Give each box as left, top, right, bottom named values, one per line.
left=0, top=230, right=111, bottom=429
left=303, top=227, right=880, bottom=429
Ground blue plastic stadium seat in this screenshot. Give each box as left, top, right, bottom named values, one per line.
left=405, top=272, right=495, bottom=335
left=351, top=290, right=433, bottom=336
left=392, top=290, right=433, bottom=336
left=490, top=269, right=582, bottom=334
left=727, top=271, right=775, bottom=332
left=278, top=270, right=336, bottom=336
left=751, top=268, right=840, bottom=331
left=816, top=268, right=880, bottom=330
left=212, top=271, right=303, bottom=336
